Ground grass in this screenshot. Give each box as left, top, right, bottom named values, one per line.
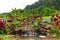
left=0, top=35, right=18, bottom=40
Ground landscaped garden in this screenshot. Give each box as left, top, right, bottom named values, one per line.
left=0, top=0, right=60, bottom=40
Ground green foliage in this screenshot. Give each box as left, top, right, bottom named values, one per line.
left=25, top=0, right=60, bottom=10
left=2, top=35, right=17, bottom=40
left=49, top=28, right=56, bottom=34
left=12, top=21, right=23, bottom=27
left=0, top=28, right=10, bottom=35
left=34, top=19, right=40, bottom=27
left=40, top=7, right=57, bottom=16
left=1, top=6, right=60, bottom=20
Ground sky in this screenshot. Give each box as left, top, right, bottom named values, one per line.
left=0, top=0, right=38, bottom=13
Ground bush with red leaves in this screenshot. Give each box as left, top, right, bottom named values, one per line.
left=10, top=16, right=14, bottom=19
left=0, top=21, right=6, bottom=30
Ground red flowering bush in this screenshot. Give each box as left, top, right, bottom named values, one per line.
left=0, top=21, right=6, bottom=30
left=10, top=16, right=14, bottom=19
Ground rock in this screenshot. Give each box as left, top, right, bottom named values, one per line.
left=39, top=35, right=46, bottom=38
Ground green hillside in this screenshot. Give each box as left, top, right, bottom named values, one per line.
left=25, top=0, right=60, bottom=10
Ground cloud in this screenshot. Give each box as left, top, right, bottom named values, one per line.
left=0, top=0, right=38, bottom=13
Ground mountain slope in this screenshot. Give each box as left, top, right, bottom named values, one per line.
left=24, top=0, right=60, bottom=10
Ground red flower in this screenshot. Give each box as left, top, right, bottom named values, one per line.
left=54, top=20, right=59, bottom=26
left=0, top=21, right=6, bottom=29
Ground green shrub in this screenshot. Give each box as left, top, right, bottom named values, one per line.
left=49, top=28, right=56, bottom=34
left=12, top=21, right=23, bottom=27
left=0, top=28, right=10, bottom=35
left=2, top=35, right=17, bottom=40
